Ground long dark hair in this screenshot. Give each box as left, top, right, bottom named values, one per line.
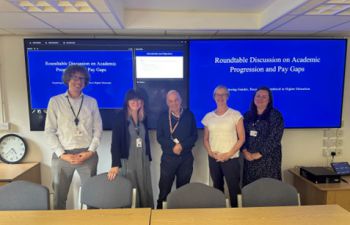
left=123, top=89, right=145, bottom=121
left=249, top=86, right=273, bottom=120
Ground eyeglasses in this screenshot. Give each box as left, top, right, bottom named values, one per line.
left=215, top=93, right=228, bottom=97
left=71, top=75, right=85, bottom=81
left=255, top=94, right=269, bottom=100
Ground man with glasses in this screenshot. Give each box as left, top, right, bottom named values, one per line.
left=45, top=65, right=102, bottom=209
left=156, top=90, right=198, bottom=209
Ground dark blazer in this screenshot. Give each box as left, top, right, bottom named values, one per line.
left=110, top=109, right=152, bottom=167
left=156, top=109, right=198, bottom=157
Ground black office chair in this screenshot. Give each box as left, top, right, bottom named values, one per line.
left=241, top=178, right=299, bottom=207
left=0, top=180, right=50, bottom=210
left=81, top=173, right=135, bottom=209
left=166, top=182, right=227, bottom=209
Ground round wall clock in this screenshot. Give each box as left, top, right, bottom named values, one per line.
left=0, top=134, right=27, bottom=164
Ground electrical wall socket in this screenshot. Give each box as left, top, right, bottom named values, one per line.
left=323, top=148, right=342, bottom=157
left=323, top=139, right=337, bottom=147
left=323, top=149, right=331, bottom=157
left=0, top=122, right=9, bottom=131
left=336, top=130, right=344, bottom=137
left=336, top=148, right=342, bottom=155
left=336, top=139, right=343, bottom=147
left=323, top=129, right=337, bottom=138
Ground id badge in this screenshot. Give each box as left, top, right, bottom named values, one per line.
left=136, top=137, right=143, bottom=148
left=250, top=130, right=258, bottom=137
left=73, top=127, right=83, bottom=137
left=173, top=138, right=180, bottom=144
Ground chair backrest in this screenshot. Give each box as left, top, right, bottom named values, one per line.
left=0, top=180, right=49, bottom=210
left=81, top=173, right=133, bottom=209
left=242, top=178, right=299, bottom=207
left=166, top=182, right=226, bottom=209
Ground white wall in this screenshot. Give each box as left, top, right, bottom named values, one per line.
left=0, top=36, right=349, bottom=209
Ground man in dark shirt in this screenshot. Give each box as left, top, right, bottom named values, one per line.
left=156, top=90, right=198, bottom=209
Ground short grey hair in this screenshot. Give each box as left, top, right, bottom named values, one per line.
left=213, top=85, right=230, bottom=98
left=166, top=90, right=182, bottom=102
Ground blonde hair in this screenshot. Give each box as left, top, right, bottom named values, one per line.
left=213, top=85, right=230, bottom=99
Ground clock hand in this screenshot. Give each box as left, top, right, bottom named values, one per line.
left=10, top=148, right=17, bottom=154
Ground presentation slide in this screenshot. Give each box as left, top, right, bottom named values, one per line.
left=27, top=50, right=133, bottom=109
left=135, top=51, right=184, bottom=78
left=189, top=39, right=346, bottom=128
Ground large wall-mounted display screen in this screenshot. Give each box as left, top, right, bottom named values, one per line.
left=25, top=39, right=346, bottom=130
left=189, top=39, right=347, bottom=128
left=24, top=39, right=188, bottom=130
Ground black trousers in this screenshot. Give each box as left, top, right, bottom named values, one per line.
left=157, top=153, right=194, bottom=209
left=209, top=156, right=240, bottom=207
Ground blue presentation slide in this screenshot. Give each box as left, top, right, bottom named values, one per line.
left=27, top=50, right=133, bottom=109
left=189, top=39, right=346, bottom=128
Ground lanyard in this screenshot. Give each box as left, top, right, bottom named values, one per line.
left=131, top=117, right=140, bottom=136
left=168, top=108, right=183, bottom=135
left=66, top=95, right=84, bottom=126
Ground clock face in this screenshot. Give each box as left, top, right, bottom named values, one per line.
left=0, top=134, right=27, bottom=164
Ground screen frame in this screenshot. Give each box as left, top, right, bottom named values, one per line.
left=188, top=38, right=347, bottom=129
left=23, top=38, right=189, bottom=131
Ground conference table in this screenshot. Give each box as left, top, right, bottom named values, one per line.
left=151, top=205, right=350, bottom=225
left=0, top=205, right=349, bottom=225
left=0, top=208, right=151, bottom=225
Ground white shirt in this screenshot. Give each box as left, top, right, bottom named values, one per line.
left=45, top=92, right=103, bottom=157
left=201, top=108, right=242, bottom=158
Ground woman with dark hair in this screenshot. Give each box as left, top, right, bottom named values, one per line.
left=242, top=87, right=284, bottom=186
left=107, top=89, right=154, bottom=208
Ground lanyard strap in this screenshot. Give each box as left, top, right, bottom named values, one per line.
left=66, top=95, right=84, bottom=126
left=168, top=108, right=183, bottom=135
left=131, top=117, right=140, bottom=136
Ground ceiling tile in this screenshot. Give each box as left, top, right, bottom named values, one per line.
left=289, top=0, right=328, bottom=15
left=123, top=0, right=275, bottom=13
left=0, top=1, right=22, bottom=12
left=60, top=29, right=114, bottom=34
left=32, top=13, right=110, bottom=29
left=89, top=0, right=111, bottom=13
left=100, top=13, right=123, bottom=29
left=323, top=20, right=350, bottom=31
left=114, top=29, right=165, bottom=35
left=4, top=28, right=62, bottom=35
left=261, top=15, right=297, bottom=31
left=274, top=15, right=350, bottom=31
left=0, top=12, right=51, bottom=28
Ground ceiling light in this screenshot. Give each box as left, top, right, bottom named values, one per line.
left=36, top=1, right=51, bottom=7
left=307, top=5, right=334, bottom=14
left=78, top=6, right=94, bottom=12
left=27, top=6, right=42, bottom=12
left=42, top=6, right=58, bottom=12
left=58, top=0, right=73, bottom=7
left=63, top=6, right=79, bottom=12
left=13, top=0, right=94, bottom=13
left=74, top=1, right=89, bottom=7
left=19, top=0, right=34, bottom=7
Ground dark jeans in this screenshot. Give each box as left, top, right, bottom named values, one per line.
left=157, top=153, right=194, bottom=209
left=209, top=156, right=240, bottom=207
